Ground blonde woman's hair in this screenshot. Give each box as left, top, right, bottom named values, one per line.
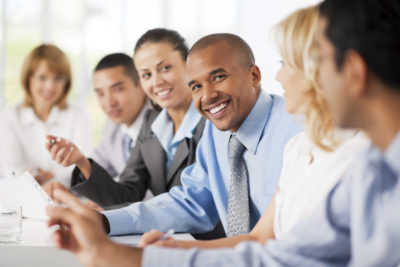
left=21, top=44, right=72, bottom=109
left=274, top=4, right=338, bottom=151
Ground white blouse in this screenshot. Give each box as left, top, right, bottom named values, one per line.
left=274, top=130, right=370, bottom=238
left=0, top=102, right=92, bottom=187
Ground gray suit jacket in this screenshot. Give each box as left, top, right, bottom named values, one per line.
left=89, top=119, right=125, bottom=179
left=71, top=109, right=205, bottom=208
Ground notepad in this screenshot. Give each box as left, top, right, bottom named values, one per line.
left=0, top=171, right=53, bottom=220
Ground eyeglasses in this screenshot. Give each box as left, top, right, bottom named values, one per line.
left=31, top=74, right=67, bottom=85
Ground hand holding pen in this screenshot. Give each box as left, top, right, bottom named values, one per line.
left=138, top=229, right=177, bottom=247
left=45, top=135, right=80, bottom=167
left=45, top=135, right=93, bottom=180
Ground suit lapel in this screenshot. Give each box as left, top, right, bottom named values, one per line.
left=165, top=118, right=206, bottom=185
left=141, top=136, right=167, bottom=192
left=166, top=138, right=189, bottom=184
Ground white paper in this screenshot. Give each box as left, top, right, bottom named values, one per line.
left=0, top=171, right=53, bottom=220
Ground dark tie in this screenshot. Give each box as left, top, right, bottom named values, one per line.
left=226, top=135, right=250, bottom=237
left=122, top=134, right=133, bottom=163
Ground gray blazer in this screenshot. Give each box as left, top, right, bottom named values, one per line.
left=71, top=109, right=205, bottom=208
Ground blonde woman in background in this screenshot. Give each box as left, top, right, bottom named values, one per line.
left=139, top=4, right=370, bottom=248
left=0, top=44, right=92, bottom=186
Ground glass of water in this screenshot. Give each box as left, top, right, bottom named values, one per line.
left=0, top=206, right=22, bottom=243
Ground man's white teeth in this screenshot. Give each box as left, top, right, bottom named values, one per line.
left=210, top=103, right=227, bottom=114
left=157, top=89, right=171, bottom=96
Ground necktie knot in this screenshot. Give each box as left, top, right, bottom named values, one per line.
left=229, top=135, right=246, bottom=159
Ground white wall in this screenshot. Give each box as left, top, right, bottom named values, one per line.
left=0, top=0, right=319, bottom=143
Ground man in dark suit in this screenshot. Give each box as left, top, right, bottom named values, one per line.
left=43, top=53, right=149, bottom=202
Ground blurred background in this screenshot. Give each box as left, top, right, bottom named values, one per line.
left=0, top=0, right=319, bottom=145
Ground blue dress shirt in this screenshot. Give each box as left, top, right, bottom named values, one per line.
left=104, top=91, right=301, bottom=235
left=142, top=131, right=400, bottom=267
left=151, top=102, right=202, bottom=171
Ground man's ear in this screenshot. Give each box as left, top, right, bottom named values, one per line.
left=250, top=65, right=262, bottom=87
left=343, top=50, right=368, bottom=98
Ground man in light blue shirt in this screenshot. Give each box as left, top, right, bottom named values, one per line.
left=103, top=33, right=301, bottom=235
left=45, top=0, right=400, bottom=266
left=141, top=0, right=400, bottom=266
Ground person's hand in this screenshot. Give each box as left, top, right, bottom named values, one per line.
left=138, top=229, right=166, bottom=247
left=46, top=135, right=92, bottom=179
left=45, top=135, right=84, bottom=167
left=85, top=200, right=104, bottom=212
left=42, top=181, right=69, bottom=200
left=33, top=168, right=55, bottom=185
left=46, top=189, right=111, bottom=267
left=138, top=229, right=186, bottom=248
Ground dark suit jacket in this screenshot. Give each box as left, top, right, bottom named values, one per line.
left=71, top=109, right=205, bottom=207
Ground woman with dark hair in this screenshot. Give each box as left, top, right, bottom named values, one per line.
left=47, top=28, right=201, bottom=205
left=46, top=28, right=225, bottom=239
left=0, top=44, right=92, bottom=186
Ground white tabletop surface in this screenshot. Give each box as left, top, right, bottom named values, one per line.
left=0, top=218, right=194, bottom=267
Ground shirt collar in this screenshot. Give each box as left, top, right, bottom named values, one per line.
left=151, top=102, right=201, bottom=151
left=20, top=104, right=61, bottom=126
left=171, top=102, right=202, bottom=144
left=384, top=130, right=400, bottom=177
left=121, top=101, right=150, bottom=142
left=233, top=90, right=273, bottom=155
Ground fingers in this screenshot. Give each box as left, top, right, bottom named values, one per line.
left=46, top=134, right=57, bottom=142
left=48, top=137, right=64, bottom=158
left=46, top=202, right=78, bottom=250
left=46, top=137, right=79, bottom=167
left=52, top=189, right=88, bottom=214
left=42, top=183, right=54, bottom=199
left=46, top=204, right=76, bottom=227
left=43, top=182, right=68, bottom=200
left=52, top=139, right=70, bottom=162
left=34, top=169, right=54, bottom=185
left=45, top=135, right=57, bottom=150
left=138, top=229, right=165, bottom=248
left=46, top=136, right=61, bottom=152
left=52, top=227, right=75, bottom=251
left=155, top=239, right=179, bottom=248
left=85, top=201, right=104, bottom=212
left=60, top=146, right=75, bottom=166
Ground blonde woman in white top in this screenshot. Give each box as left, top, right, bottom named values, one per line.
left=138, top=4, right=370, bottom=248
left=0, top=44, right=92, bottom=186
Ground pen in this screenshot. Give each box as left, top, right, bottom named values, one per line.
left=158, top=229, right=175, bottom=241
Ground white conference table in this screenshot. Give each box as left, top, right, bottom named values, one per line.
left=0, top=218, right=194, bottom=267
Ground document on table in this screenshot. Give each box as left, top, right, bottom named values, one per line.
left=0, top=171, right=52, bottom=220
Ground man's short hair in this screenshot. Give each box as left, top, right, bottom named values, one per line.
left=94, top=53, right=140, bottom=86
left=189, top=33, right=255, bottom=68
left=320, top=0, right=400, bottom=90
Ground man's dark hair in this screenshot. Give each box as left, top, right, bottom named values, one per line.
left=189, top=33, right=255, bottom=67
left=134, top=28, right=188, bottom=60
left=320, top=0, right=400, bottom=89
left=94, top=53, right=140, bottom=86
